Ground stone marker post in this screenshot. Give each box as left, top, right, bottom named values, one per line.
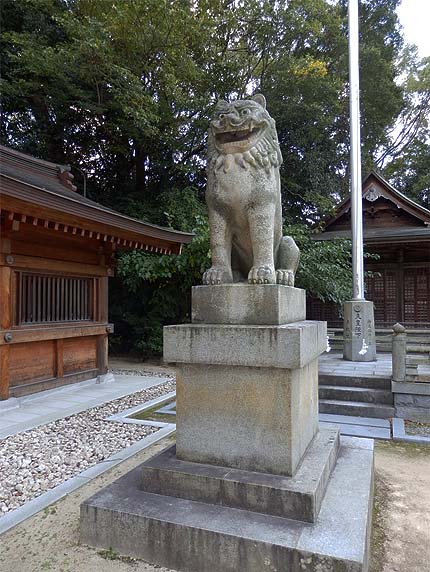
left=392, top=323, right=407, bottom=382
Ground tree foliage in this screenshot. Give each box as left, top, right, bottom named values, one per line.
left=1, top=0, right=426, bottom=354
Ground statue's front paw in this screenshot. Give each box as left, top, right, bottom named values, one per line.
left=276, top=269, right=295, bottom=286
left=248, top=265, right=276, bottom=284
left=203, top=267, right=232, bottom=285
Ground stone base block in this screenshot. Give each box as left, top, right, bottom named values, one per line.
left=164, top=320, right=327, bottom=370
left=141, top=428, right=340, bottom=523
left=343, top=300, right=377, bottom=362
left=80, top=437, right=374, bottom=572
left=191, top=284, right=306, bottom=325
left=175, top=361, right=318, bottom=476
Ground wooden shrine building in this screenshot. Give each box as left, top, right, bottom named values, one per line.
left=0, top=145, right=192, bottom=400
left=308, top=171, right=430, bottom=330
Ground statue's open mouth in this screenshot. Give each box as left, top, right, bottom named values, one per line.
left=215, top=127, right=260, bottom=145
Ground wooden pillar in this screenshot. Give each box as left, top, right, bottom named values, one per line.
left=97, top=334, right=108, bottom=375
left=0, top=264, right=12, bottom=400
left=398, top=248, right=404, bottom=324
left=56, top=338, right=64, bottom=379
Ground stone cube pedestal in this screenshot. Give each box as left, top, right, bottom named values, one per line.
left=164, top=317, right=326, bottom=476
left=192, top=284, right=306, bottom=325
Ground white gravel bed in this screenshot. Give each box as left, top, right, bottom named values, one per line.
left=109, top=368, right=172, bottom=377
left=0, top=379, right=176, bottom=516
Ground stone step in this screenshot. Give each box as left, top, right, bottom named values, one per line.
left=80, top=440, right=374, bottom=572
left=319, top=385, right=393, bottom=405
left=319, top=399, right=395, bottom=419
left=141, top=428, right=340, bottom=524
left=319, top=374, right=392, bottom=390
left=406, top=356, right=430, bottom=365
left=405, top=374, right=430, bottom=383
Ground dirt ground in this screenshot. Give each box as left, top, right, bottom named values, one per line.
left=371, top=440, right=430, bottom=572
left=109, top=357, right=175, bottom=377
left=0, top=438, right=429, bottom=572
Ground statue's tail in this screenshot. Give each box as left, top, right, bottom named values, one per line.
left=276, top=236, right=300, bottom=286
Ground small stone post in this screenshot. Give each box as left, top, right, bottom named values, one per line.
left=392, top=323, right=406, bottom=382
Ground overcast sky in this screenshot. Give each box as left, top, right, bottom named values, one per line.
left=397, top=0, right=430, bottom=58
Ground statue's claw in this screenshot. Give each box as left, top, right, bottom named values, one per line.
left=248, top=265, right=276, bottom=285
left=276, top=269, right=295, bottom=287
left=203, top=267, right=232, bottom=285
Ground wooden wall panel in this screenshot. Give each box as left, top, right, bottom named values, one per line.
left=62, top=336, right=97, bottom=375
left=9, top=340, right=55, bottom=387
left=0, top=346, right=10, bottom=399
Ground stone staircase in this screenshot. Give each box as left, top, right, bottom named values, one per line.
left=319, top=373, right=395, bottom=419
left=405, top=354, right=430, bottom=382
left=328, top=328, right=430, bottom=354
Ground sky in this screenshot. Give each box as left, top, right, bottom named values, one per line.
left=397, top=0, right=430, bottom=58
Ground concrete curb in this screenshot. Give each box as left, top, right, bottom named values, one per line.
left=0, top=376, right=170, bottom=440
left=392, top=418, right=430, bottom=445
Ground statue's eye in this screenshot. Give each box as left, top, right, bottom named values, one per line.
left=218, top=113, right=225, bottom=119
left=241, top=108, right=251, bottom=116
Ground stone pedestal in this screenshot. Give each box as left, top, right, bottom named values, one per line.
left=81, top=284, right=374, bottom=571
left=192, top=283, right=306, bottom=325
left=343, top=300, right=377, bottom=362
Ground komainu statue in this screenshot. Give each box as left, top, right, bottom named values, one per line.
left=203, top=94, right=300, bottom=286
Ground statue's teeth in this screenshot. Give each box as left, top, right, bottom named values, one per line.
left=223, top=154, right=234, bottom=172
left=234, top=154, right=246, bottom=168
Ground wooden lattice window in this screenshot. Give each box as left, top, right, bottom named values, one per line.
left=365, top=270, right=398, bottom=327
left=404, top=267, right=430, bottom=324
left=16, top=273, right=95, bottom=325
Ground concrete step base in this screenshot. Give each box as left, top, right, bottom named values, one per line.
left=319, top=399, right=395, bottom=419
left=405, top=375, right=430, bottom=383
left=141, top=428, right=340, bottom=523
left=80, top=438, right=374, bottom=572
left=319, top=385, right=394, bottom=405
left=319, top=374, right=391, bottom=390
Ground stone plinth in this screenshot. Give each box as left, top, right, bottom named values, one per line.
left=80, top=437, right=374, bottom=572
left=175, top=361, right=318, bottom=476
left=164, top=321, right=327, bottom=370
left=192, top=284, right=306, bottom=325
left=141, top=429, right=340, bottom=522
left=164, top=320, right=325, bottom=476
left=343, top=300, right=377, bottom=362
left=80, top=283, right=374, bottom=572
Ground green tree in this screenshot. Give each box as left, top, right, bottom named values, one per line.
left=1, top=0, right=422, bottom=355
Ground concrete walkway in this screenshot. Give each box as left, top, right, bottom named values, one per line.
left=0, top=375, right=169, bottom=440
left=319, top=351, right=392, bottom=377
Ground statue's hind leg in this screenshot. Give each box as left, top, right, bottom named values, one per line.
left=276, top=236, right=300, bottom=286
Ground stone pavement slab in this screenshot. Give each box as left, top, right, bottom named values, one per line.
left=321, top=421, right=391, bottom=440
left=319, top=412, right=390, bottom=428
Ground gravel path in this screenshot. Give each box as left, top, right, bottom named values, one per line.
left=0, top=379, right=175, bottom=516
left=404, top=420, right=430, bottom=437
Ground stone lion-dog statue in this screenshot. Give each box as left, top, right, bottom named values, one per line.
left=203, top=94, right=300, bottom=286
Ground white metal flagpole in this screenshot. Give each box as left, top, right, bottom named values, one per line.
left=343, top=0, right=376, bottom=361
left=348, top=0, right=364, bottom=301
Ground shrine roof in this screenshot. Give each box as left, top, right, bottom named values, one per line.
left=313, top=171, right=430, bottom=244
left=0, top=145, right=193, bottom=254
